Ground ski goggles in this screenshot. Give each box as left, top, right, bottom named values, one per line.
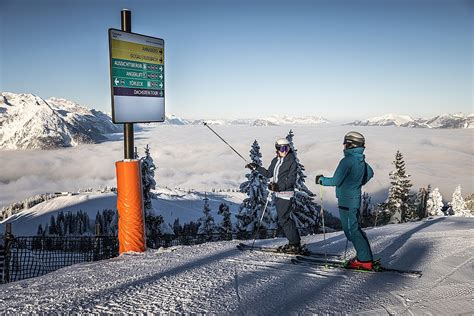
left=276, top=145, right=290, bottom=152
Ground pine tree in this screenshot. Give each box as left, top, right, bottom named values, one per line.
left=144, top=214, right=166, bottom=248
left=426, top=188, right=444, bottom=216
left=172, top=218, right=182, bottom=235
left=236, top=140, right=274, bottom=236
left=197, top=193, right=216, bottom=240
left=286, top=130, right=320, bottom=232
left=414, top=186, right=429, bottom=220
left=37, top=224, right=44, bottom=236
left=449, top=185, right=471, bottom=217
left=360, top=192, right=374, bottom=227
left=95, top=211, right=104, bottom=235
left=140, top=144, right=157, bottom=212
left=386, top=150, right=413, bottom=223
left=49, top=215, right=57, bottom=235
left=218, top=203, right=233, bottom=240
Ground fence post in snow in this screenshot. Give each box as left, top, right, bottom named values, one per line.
left=3, top=223, right=13, bottom=283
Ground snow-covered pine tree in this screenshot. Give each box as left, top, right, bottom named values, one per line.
left=236, top=140, right=275, bottom=237
left=218, top=203, right=233, bottom=240
left=197, top=193, right=216, bottom=240
left=386, top=150, right=413, bottom=223
left=140, top=144, right=157, bottom=212
left=286, top=130, right=320, bottom=233
left=449, top=185, right=471, bottom=217
left=426, top=187, right=444, bottom=216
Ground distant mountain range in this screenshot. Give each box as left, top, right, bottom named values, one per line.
left=345, top=113, right=474, bottom=129
left=0, top=92, right=331, bottom=150
left=162, top=114, right=330, bottom=126
left=2, top=92, right=471, bottom=150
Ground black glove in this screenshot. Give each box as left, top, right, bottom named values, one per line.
left=315, top=175, right=323, bottom=185
left=268, top=182, right=280, bottom=192
left=245, top=162, right=258, bottom=170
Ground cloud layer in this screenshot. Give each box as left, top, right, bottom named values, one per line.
left=1, top=125, right=472, bottom=212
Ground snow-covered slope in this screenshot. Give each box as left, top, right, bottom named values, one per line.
left=0, top=216, right=472, bottom=314
left=0, top=92, right=120, bottom=149
left=346, top=112, right=474, bottom=128
left=0, top=188, right=245, bottom=235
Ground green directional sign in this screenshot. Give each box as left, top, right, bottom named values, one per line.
left=112, top=68, right=164, bottom=82
left=109, top=28, right=165, bottom=123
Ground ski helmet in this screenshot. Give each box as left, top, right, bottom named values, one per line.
left=275, top=138, right=290, bottom=152
left=343, top=131, right=365, bottom=148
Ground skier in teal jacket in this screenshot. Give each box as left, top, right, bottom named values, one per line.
left=316, top=131, right=375, bottom=270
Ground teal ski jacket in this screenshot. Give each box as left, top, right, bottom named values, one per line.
left=319, top=147, right=374, bottom=208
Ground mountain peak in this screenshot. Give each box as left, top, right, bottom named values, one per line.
left=0, top=92, right=120, bottom=150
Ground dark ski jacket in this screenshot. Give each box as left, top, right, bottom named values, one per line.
left=320, top=147, right=374, bottom=208
left=256, top=152, right=297, bottom=192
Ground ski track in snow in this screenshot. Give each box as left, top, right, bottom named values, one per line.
left=0, top=217, right=472, bottom=314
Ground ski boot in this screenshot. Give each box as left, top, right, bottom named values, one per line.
left=278, top=243, right=309, bottom=255
left=345, top=257, right=373, bottom=271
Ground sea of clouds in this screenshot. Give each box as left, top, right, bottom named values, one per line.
left=0, top=125, right=472, bottom=213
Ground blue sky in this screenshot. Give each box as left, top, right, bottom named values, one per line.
left=0, top=0, right=472, bottom=120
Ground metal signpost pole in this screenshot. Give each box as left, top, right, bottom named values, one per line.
left=111, top=10, right=164, bottom=253
left=121, top=9, right=134, bottom=159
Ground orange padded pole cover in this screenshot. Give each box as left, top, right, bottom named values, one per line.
left=116, top=160, right=146, bottom=253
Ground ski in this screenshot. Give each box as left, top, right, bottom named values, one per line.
left=292, top=255, right=423, bottom=278
left=236, top=242, right=341, bottom=259
left=225, top=258, right=336, bottom=279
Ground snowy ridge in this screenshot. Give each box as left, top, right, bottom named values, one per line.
left=262, top=114, right=329, bottom=125
left=0, top=216, right=472, bottom=313
left=0, top=92, right=121, bottom=150
left=346, top=112, right=474, bottom=128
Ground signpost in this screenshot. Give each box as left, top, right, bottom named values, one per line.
left=111, top=9, right=164, bottom=254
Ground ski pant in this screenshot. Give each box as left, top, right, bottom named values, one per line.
left=339, top=206, right=373, bottom=262
left=275, top=197, right=300, bottom=245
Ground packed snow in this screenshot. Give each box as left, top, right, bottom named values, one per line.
left=0, top=216, right=472, bottom=314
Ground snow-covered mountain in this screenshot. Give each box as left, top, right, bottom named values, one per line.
left=163, top=114, right=190, bottom=125
left=262, top=114, right=329, bottom=125
left=0, top=92, right=121, bottom=150
left=346, top=113, right=474, bottom=129
left=423, top=113, right=474, bottom=129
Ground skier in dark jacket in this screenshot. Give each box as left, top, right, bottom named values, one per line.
left=316, top=131, right=375, bottom=270
left=246, top=138, right=302, bottom=253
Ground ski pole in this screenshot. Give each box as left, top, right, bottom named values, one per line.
left=251, top=192, right=273, bottom=249
left=319, top=185, right=328, bottom=266
left=203, top=122, right=248, bottom=163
